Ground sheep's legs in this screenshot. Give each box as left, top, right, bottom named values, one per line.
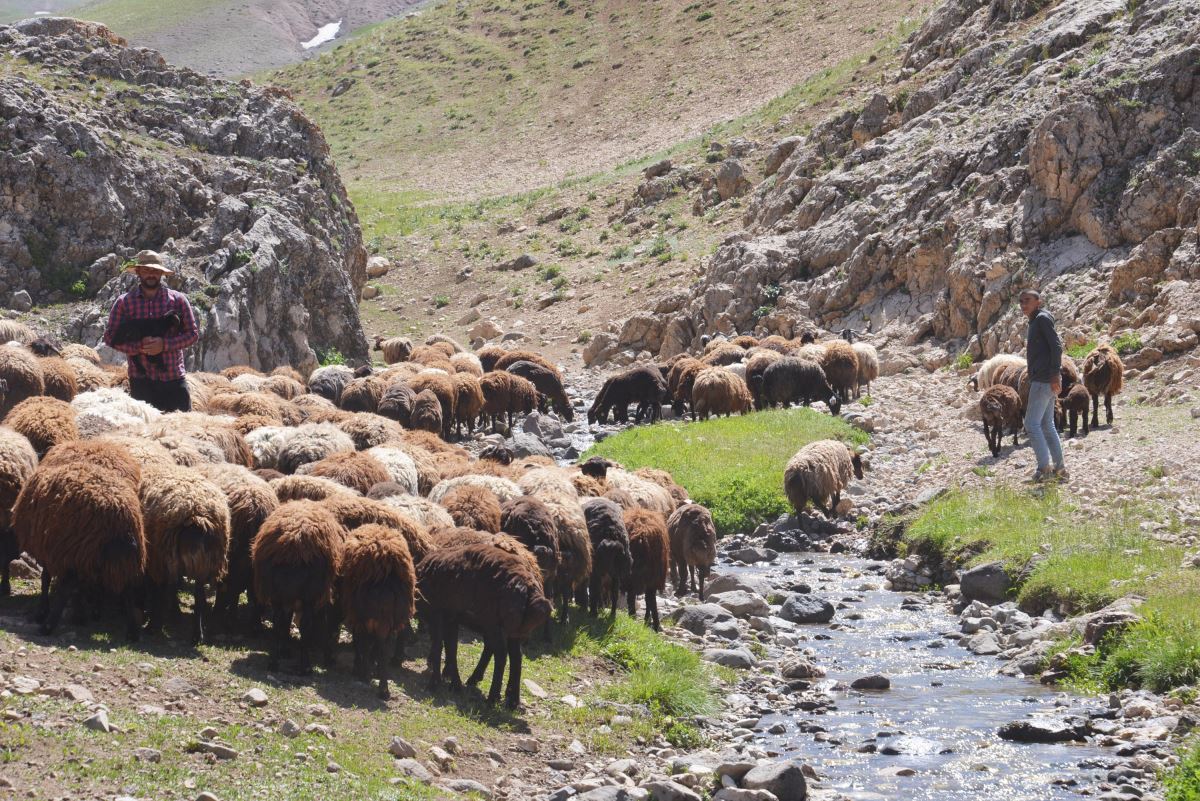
left=0, top=529, right=16, bottom=597
left=425, top=614, right=444, bottom=690
left=1104, top=393, right=1114, bottom=425
left=609, top=576, right=619, bottom=617
left=122, top=586, right=142, bottom=642
left=647, top=590, right=660, bottom=632
left=33, top=572, right=51, bottom=624
left=467, top=642, right=492, bottom=686
left=443, top=620, right=463, bottom=691
left=296, top=600, right=316, bottom=675
left=504, top=638, right=523, bottom=710
left=191, top=582, right=208, bottom=645
left=377, top=631, right=397, bottom=700
left=627, top=587, right=637, bottom=619
left=697, top=569, right=708, bottom=602
left=41, top=572, right=76, bottom=636
left=1090, top=391, right=1100, bottom=428
left=484, top=630, right=508, bottom=705
left=268, top=608, right=289, bottom=672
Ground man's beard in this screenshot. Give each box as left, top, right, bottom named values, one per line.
left=140, top=276, right=160, bottom=290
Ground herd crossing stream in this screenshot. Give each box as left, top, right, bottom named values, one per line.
left=718, top=552, right=1114, bottom=800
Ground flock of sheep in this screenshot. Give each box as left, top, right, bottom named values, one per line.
left=587, top=329, right=880, bottom=425
left=0, top=321, right=732, bottom=708
left=970, top=345, right=1125, bottom=458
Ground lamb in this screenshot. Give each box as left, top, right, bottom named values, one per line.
left=1060, top=382, right=1091, bottom=438
left=306, top=451, right=392, bottom=495
left=1083, top=344, right=1124, bottom=427
left=373, top=336, right=413, bottom=365
left=307, top=364, right=355, bottom=404
left=979, top=385, right=1023, bottom=457
left=969, top=354, right=1026, bottom=391
left=0, top=345, right=44, bottom=417
left=38, top=357, right=78, bottom=401
left=691, top=367, right=753, bottom=420
left=851, top=342, right=879, bottom=398
left=14, top=460, right=145, bottom=638
left=338, top=524, right=416, bottom=699
left=107, top=309, right=182, bottom=370
left=587, top=366, right=667, bottom=425
left=0, top=427, right=37, bottom=596
left=751, top=356, right=841, bottom=415
left=416, top=540, right=552, bottom=708
left=623, top=507, right=669, bottom=631
left=139, top=464, right=232, bottom=643
left=505, top=360, right=573, bottom=420
left=376, top=381, right=416, bottom=425
left=783, top=439, right=864, bottom=518
left=666, top=503, right=717, bottom=600
left=197, top=463, right=278, bottom=631
left=440, top=485, right=502, bottom=533
left=819, top=340, right=860, bottom=403
left=451, top=372, right=485, bottom=438
left=252, top=500, right=346, bottom=673
left=412, top=388, right=451, bottom=438
left=3, top=396, right=79, bottom=455
left=478, top=371, right=538, bottom=430
left=580, top=498, right=632, bottom=617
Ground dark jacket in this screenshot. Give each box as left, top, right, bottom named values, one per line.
left=1026, top=308, right=1062, bottom=383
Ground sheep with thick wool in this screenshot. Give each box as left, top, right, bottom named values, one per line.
left=339, top=375, right=386, bottom=413
left=0, top=427, right=37, bottom=596
left=374, top=336, right=413, bottom=365
left=38, top=357, right=78, bottom=401
left=410, top=389, right=444, bottom=435
left=588, top=365, right=667, bottom=425
left=623, top=507, right=669, bottom=631
left=818, top=340, right=860, bottom=403
left=320, top=494, right=434, bottom=563
left=273, top=474, right=359, bottom=503
left=539, top=492, right=592, bottom=624
left=379, top=493, right=456, bottom=531
left=15, top=459, right=145, bottom=639
left=691, top=367, right=752, bottom=420
left=579, top=498, right=632, bottom=618
left=744, top=350, right=783, bottom=409
left=365, top=446, right=420, bottom=495
left=416, top=540, right=552, bottom=708
left=783, top=440, right=864, bottom=518
left=0, top=345, right=44, bottom=417
left=490, top=349, right=561, bottom=378
left=307, top=364, right=355, bottom=404
left=305, top=450, right=392, bottom=495
left=604, top=468, right=675, bottom=517
left=197, top=463, right=278, bottom=631
left=252, top=500, right=346, bottom=673
left=376, top=382, right=416, bottom=425
left=338, top=412, right=404, bottom=451
left=338, top=524, right=416, bottom=699
left=504, top=360, right=573, bottom=421
left=278, top=422, right=356, bottom=474
left=139, top=464, right=231, bottom=644
left=979, top=385, right=1023, bottom=457
left=666, top=502, right=717, bottom=599
left=3, top=396, right=79, bottom=455
left=1083, top=343, right=1124, bottom=427
left=667, top=357, right=707, bottom=419
left=452, top=372, right=485, bottom=438
left=440, top=485, right=503, bottom=533
left=430, top=474, right=522, bottom=504
left=1059, top=382, right=1091, bottom=438
left=969, top=354, right=1026, bottom=391
left=478, top=371, right=538, bottom=430
left=852, top=342, right=879, bottom=398
left=500, top=496, right=561, bottom=599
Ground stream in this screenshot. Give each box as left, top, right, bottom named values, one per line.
left=721, top=552, right=1116, bottom=801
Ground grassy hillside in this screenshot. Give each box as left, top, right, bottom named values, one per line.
left=0, top=0, right=91, bottom=23
left=272, top=0, right=935, bottom=198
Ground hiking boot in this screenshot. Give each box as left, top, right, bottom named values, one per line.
left=1027, top=468, right=1054, bottom=483
left=1053, top=467, right=1070, bottom=481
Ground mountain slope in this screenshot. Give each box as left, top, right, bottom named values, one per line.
left=271, top=0, right=936, bottom=199
left=614, top=0, right=1200, bottom=371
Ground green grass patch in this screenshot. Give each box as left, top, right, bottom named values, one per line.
left=1167, top=738, right=1200, bottom=801
left=585, top=408, right=868, bottom=535
left=1066, top=340, right=1096, bottom=359
left=906, top=486, right=1200, bottom=694
left=1112, top=330, right=1143, bottom=355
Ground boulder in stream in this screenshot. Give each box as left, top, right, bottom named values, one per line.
left=779, top=594, right=835, bottom=624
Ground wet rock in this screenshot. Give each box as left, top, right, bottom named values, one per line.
left=765, top=530, right=810, bottom=553
left=706, top=574, right=772, bottom=597
left=959, top=562, right=1011, bottom=604
left=507, top=432, right=552, bottom=458
left=850, top=674, right=891, bottom=691
left=878, top=735, right=950, bottom=756
left=779, top=594, right=835, bottom=624
left=702, top=648, right=756, bottom=669
left=523, top=411, right=564, bottom=441
left=966, top=631, right=1001, bottom=655
left=741, top=760, right=807, bottom=801
left=713, top=790, right=779, bottom=801
left=641, top=780, right=700, bottom=801
left=671, top=603, right=736, bottom=635
left=998, top=718, right=1090, bottom=743
left=779, top=656, right=825, bottom=680
left=729, top=546, right=777, bottom=564
left=711, top=590, right=769, bottom=619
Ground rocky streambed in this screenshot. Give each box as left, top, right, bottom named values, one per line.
left=551, top=537, right=1182, bottom=801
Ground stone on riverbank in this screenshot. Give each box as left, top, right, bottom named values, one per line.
left=779, top=594, right=835, bottom=624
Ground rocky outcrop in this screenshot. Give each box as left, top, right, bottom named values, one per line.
left=0, top=17, right=369, bottom=371
left=631, top=0, right=1200, bottom=362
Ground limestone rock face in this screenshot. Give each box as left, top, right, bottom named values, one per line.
left=628, top=0, right=1200, bottom=362
left=1, top=17, right=368, bottom=372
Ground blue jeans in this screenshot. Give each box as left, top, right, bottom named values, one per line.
left=1025, top=380, right=1063, bottom=472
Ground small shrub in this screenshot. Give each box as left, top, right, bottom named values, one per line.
left=71, top=149, right=87, bottom=160
left=696, top=10, right=713, bottom=21
left=1147, top=464, right=1166, bottom=480
left=538, top=264, right=563, bottom=281
left=576, top=330, right=592, bottom=344
left=1112, top=330, right=1142, bottom=355
left=1066, top=341, right=1096, bottom=359
left=433, top=295, right=450, bottom=308
left=954, top=352, right=975, bottom=370
left=317, top=348, right=346, bottom=366
left=1166, top=739, right=1200, bottom=801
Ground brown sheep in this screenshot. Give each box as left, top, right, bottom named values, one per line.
left=757, top=335, right=794, bottom=354
left=408, top=372, right=456, bottom=437
left=410, top=389, right=444, bottom=435
left=374, top=336, right=413, bottom=365
left=3, top=396, right=78, bottom=455
left=477, top=345, right=505, bottom=372
left=819, top=340, right=860, bottom=403
left=339, top=524, right=416, bottom=699
left=273, top=473, right=360, bottom=503
left=540, top=493, right=592, bottom=625
left=307, top=451, right=392, bottom=495
left=667, top=357, right=707, bottom=419
left=14, top=462, right=145, bottom=639
left=634, top=467, right=689, bottom=506
left=588, top=366, right=667, bottom=425
left=440, top=485, right=502, bottom=533
left=338, top=412, right=405, bottom=451
left=221, top=365, right=263, bottom=380
left=450, top=351, right=484, bottom=377
left=0, top=345, right=45, bottom=417
left=744, top=350, right=784, bottom=409
left=252, top=500, right=346, bottom=673
left=667, top=503, right=717, bottom=600
left=700, top=342, right=745, bottom=367
left=0, top=427, right=37, bottom=596
left=1059, top=382, right=1091, bottom=438
left=377, top=381, right=417, bottom=425
left=139, top=464, right=232, bottom=643
left=38, top=357, right=78, bottom=401
left=980, top=385, right=1023, bottom=457
left=623, top=507, right=669, bottom=631
left=199, top=464, right=278, bottom=631
left=1083, top=344, right=1124, bottom=427
left=491, top=349, right=561, bottom=378
left=320, top=494, right=434, bottom=563
left=571, top=473, right=607, bottom=497
left=505, top=360, right=573, bottom=421
left=479, top=371, right=538, bottom=430
left=730, top=335, right=759, bottom=349
left=416, top=540, right=553, bottom=708
left=340, top=375, right=386, bottom=413
left=452, top=372, right=485, bottom=438
left=500, top=496, right=561, bottom=597
left=691, top=367, right=753, bottom=420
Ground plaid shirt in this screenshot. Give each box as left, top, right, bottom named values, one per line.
left=103, top=286, right=199, bottom=381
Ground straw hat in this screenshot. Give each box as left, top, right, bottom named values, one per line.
left=125, top=250, right=174, bottom=275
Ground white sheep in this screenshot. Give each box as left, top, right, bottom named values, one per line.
left=851, top=342, right=879, bottom=398
left=783, top=440, right=865, bottom=518
left=428, top=474, right=522, bottom=504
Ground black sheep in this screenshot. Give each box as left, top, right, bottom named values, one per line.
left=505, top=360, right=574, bottom=421
left=750, top=357, right=842, bottom=415
left=587, top=366, right=667, bottom=425
left=108, top=310, right=181, bottom=369
left=579, top=498, right=631, bottom=617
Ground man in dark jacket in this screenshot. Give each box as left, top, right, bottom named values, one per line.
left=1019, top=289, right=1065, bottom=481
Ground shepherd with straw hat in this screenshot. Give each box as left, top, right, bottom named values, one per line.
left=102, top=249, right=199, bottom=412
